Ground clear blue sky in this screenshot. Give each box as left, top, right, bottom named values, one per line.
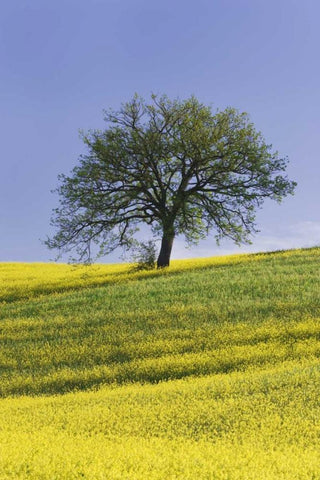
left=1, top=0, right=319, bottom=262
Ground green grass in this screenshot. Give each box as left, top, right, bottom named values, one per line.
left=0, top=247, right=319, bottom=478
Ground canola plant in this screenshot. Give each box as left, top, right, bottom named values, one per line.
left=0, top=247, right=319, bottom=479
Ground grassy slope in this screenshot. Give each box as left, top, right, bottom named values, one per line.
left=0, top=248, right=319, bottom=479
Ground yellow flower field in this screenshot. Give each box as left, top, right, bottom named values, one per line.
left=0, top=247, right=310, bottom=302
left=0, top=247, right=319, bottom=478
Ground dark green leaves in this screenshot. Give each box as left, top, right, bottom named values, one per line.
left=46, top=94, right=296, bottom=263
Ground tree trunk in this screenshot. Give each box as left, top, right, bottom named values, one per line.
left=157, top=234, right=174, bottom=268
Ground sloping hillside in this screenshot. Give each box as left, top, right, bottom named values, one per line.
left=0, top=248, right=319, bottom=479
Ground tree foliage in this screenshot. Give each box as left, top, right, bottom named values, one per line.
left=46, top=94, right=296, bottom=267
left=128, top=240, right=157, bottom=271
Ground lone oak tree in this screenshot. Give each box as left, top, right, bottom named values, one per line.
left=46, top=94, right=296, bottom=267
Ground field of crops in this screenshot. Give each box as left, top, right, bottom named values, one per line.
left=0, top=247, right=319, bottom=479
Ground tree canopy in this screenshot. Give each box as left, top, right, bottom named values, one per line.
left=46, top=94, right=296, bottom=267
